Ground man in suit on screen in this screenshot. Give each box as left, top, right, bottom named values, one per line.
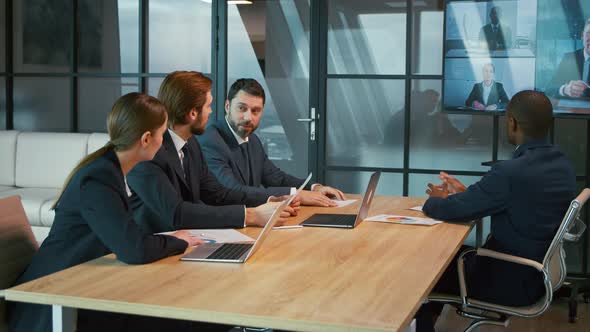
left=546, top=18, right=590, bottom=98
left=479, top=6, right=512, bottom=50
left=465, top=63, right=510, bottom=111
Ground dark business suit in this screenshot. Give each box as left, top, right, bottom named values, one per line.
left=546, top=49, right=590, bottom=97
left=465, top=81, right=510, bottom=110
left=479, top=23, right=512, bottom=50
left=127, top=130, right=269, bottom=234
left=9, top=148, right=189, bottom=332
left=416, top=140, right=576, bottom=332
left=198, top=119, right=306, bottom=197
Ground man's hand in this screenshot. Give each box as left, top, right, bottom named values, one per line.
left=438, top=171, right=467, bottom=194
left=485, top=104, right=498, bottom=111
left=268, top=194, right=301, bottom=216
left=170, top=230, right=205, bottom=247
left=426, top=183, right=449, bottom=198
left=299, top=190, right=338, bottom=207
left=245, top=202, right=291, bottom=227
left=313, top=185, right=346, bottom=200
left=472, top=101, right=486, bottom=110
left=565, top=80, right=588, bottom=98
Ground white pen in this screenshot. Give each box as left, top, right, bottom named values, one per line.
left=273, top=225, right=303, bottom=230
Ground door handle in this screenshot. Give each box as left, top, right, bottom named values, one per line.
left=296, top=108, right=316, bottom=141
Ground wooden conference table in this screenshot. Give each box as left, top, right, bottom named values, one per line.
left=6, top=195, right=472, bottom=332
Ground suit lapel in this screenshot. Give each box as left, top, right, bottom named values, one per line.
left=248, top=137, right=261, bottom=187
left=576, top=49, right=585, bottom=80
left=185, top=137, right=201, bottom=202
left=163, top=131, right=190, bottom=188
left=217, top=120, right=251, bottom=185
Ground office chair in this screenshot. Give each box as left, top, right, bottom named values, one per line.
left=427, top=188, right=590, bottom=332
left=0, top=196, right=39, bottom=332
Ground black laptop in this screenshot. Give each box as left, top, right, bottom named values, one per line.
left=300, top=171, right=381, bottom=228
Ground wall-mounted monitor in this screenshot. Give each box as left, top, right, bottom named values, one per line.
left=443, top=0, right=590, bottom=116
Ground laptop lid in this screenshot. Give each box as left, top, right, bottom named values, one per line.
left=352, top=171, right=381, bottom=227
left=244, top=172, right=312, bottom=260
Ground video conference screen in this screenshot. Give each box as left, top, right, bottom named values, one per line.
left=443, top=0, right=590, bottom=116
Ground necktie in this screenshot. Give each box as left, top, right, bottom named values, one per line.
left=181, top=144, right=191, bottom=183
left=240, top=143, right=251, bottom=185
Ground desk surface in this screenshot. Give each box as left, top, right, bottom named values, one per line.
left=6, top=196, right=471, bottom=332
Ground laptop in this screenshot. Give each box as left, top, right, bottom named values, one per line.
left=180, top=173, right=312, bottom=263
left=300, top=171, right=381, bottom=229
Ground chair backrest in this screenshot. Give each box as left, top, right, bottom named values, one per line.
left=543, top=189, right=590, bottom=290
left=0, top=196, right=38, bottom=331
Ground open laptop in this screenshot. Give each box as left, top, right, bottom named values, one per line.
left=300, top=171, right=381, bottom=229
left=180, top=173, right=312, bottom=263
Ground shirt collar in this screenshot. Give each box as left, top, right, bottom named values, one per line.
left=168, top=128, right=187, bottom=154
left=584, top=50, right=590, bottom=62
left=225, top=116, right=249, bottom=145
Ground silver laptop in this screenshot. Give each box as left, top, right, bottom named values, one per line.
left=300, top=171, right=381, bottom=229
left=180, top=173, right=312, bottom=263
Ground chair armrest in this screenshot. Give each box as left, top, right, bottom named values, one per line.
left=575, top=188, right=590, bottom=206
left=476, top=248, right=544, bottom=272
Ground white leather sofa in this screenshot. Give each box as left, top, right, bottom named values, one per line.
left=0, top=130, right=109, bottom=243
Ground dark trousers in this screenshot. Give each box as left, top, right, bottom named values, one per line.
left=415, top=242, right=545, bottom=332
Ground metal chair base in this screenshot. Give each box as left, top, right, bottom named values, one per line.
left=455, top=307, right=510, bottom=332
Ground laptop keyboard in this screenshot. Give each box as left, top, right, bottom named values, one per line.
left=207, top=243, right=253, bottom=260
left=302, top=214, right=357, bottom=227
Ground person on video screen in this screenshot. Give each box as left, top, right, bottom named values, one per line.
left=479, top=6, right=512, bottom=50
left=465, top=63, right=510, bottom=111
left=546, top=19, right=590, bottom=99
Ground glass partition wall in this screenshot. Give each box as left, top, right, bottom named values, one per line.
left=1, top=0, right=588, bottom=275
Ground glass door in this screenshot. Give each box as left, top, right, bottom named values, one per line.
left=225, top=0, right=312, bottom=178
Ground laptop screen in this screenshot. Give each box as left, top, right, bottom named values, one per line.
left=354, top=171, right=381, bottom=227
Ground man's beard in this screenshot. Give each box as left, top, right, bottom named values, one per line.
left=230, top=119, right=257, bottom=138
left=190, top=114, right=206, bottom=135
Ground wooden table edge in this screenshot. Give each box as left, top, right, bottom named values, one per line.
left=5, top=289, right=400, bottom=332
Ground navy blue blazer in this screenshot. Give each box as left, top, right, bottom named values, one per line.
left=423, top=140, right=576, bottom=305
left=127, top=130, right=268, bottom=234
left=10, top=148, right=188, bottom=332
left=198, top=119, right=306, bottom=197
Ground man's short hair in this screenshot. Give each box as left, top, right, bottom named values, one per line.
left=490, top=6, right=502, bottom=16
left=584, top=18, right=590, bottom=32
left=227, top=79, right=266, bottom=105
left=483, top=63, right=495, bottom=73
left=507, top=90, right=553, bottom=139
left=158, top=71, right=212, bottom=127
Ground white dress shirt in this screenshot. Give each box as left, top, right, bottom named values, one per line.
left=482, top=81, right=493, bottom=105
left=168, top=129, right=188, bottom=168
